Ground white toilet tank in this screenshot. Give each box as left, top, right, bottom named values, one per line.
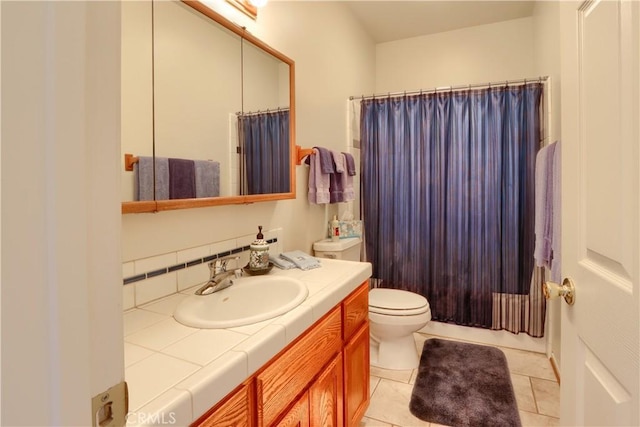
left=313, top=237, right=361, bottom=261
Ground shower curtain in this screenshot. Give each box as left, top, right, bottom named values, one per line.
left=238, top=110, right=290, bottom=195
left=360, top=84, right=545, bottom=336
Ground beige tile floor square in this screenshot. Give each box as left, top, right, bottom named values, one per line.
left=362, top=333, right=560, bottom=427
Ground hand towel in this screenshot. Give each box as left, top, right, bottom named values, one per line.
left=194, top=160, right=220, bottom=198
left=169, top=158, right=196, bottom=199
left=135, top=156, right=169, bottom=201
left=341, top=159, right=355, bottom=202
left=534, top=143, right=555, bottom=268
left=269, top=254, right=296, bottom=270
left=342, top=152, right=356, bottom=176
left=329, top=152, right=346, bottom=203
left=280, top=250, right=321, bottom=271
left=331, top=150, right=345, bottom=174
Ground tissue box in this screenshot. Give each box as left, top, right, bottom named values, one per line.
left=328, top=220, right=362, bottom=239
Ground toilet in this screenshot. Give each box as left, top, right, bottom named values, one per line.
left=313, top=237, right=431, bottom=370
left=368, top=288, right=431, bottom=370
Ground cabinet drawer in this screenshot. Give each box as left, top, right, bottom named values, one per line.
left=257, top=307, right=342, bottom=426
left=342, top=282, right=369, bottom=341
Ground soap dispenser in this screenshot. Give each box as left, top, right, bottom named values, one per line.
left=249, top=226, right=270, bottom=270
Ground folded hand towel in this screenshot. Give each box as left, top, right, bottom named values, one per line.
left=135, top=156, right=169, bottom=201
left=194, top=160, right=220, bottom=198
left=169, top=158, right=196, bottom=199
left=280, top=250, right=321, bottom=271
left=269, top=254, right=296, bottom=270
left=342, top=152, right=356, bottom=176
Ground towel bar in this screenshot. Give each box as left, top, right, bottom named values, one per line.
left=296, top=145, right=314, bottom=165
left=124, top=153, right=139, bottom=171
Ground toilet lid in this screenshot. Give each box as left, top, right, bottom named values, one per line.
left=369, top=288, right=429, bottom=316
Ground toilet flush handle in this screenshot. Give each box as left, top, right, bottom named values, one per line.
left=543, top=277, right=576, bottom=306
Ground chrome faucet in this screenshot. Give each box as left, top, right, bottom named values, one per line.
left=195, top=256, right=241, bottom=296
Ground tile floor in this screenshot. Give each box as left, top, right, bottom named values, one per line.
left=361, top=333, right=560, bottom=427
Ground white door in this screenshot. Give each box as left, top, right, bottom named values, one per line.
left=560, top=0, right=639, bottom=425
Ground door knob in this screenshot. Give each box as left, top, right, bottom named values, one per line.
left=543, top=277, right=576, bottom=305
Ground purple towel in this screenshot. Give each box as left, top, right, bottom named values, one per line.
left=342, top=152, right=356, bottom=176
left=329, top=152, right=345, bottom=203
left=329, top=152, right=355, bottom=203
left=304, top=146, right=335, bottom=173
left=169, top=158, right=196, bottom=199
left=308, top=149, right=330, bottom=204
left=550, top=142, right=561, bottom=282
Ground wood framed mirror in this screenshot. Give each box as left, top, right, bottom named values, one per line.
left=121, top=0, right=296, bottom=214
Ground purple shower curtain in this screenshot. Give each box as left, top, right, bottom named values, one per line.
left=360, top=84, right=545, bottom=336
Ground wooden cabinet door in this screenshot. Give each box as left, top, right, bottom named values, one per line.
left=343, top=322, right=370, bottom=427
left=274, top=391, right=310, bottom=427
left=257, top=307, right=342, bottom=426
left=309, top=353, right=344, bottom=427
left=196, top=383, right=251, bottom=427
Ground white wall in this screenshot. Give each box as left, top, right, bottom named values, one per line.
left=121, top=1, right=375, bottom=265
left=533, top=0, right=562, bottom=369
left=375, top=17, right=535, bottom=92
left=1, top=2, right=122, bottom=424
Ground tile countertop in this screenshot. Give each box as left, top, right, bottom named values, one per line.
left=123, top=258, right=372, bottom=426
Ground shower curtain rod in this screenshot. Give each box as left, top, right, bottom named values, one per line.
left=349, top=75, right=549, bottom=101
left=236, top=107, right=289, bottom=116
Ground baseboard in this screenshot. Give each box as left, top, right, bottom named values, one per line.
left=418, top=321, right=547, bottom=354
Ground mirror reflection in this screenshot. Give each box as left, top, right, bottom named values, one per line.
left=121, top=0, right=295, bottom=213
left=239, top=38, right=290, bottom=195
left=154, top=0, right=242, bottom=199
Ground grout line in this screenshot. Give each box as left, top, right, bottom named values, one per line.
left=529, top=376, right=541, bottom=415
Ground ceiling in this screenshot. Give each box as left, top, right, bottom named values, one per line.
left=344, top=1, right=537, bottom=44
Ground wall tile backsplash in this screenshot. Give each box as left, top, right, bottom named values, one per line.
left=123, top=228, right=282, bottom=310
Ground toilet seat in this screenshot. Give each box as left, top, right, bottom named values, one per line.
left=369, top=288, right=430, bottom=316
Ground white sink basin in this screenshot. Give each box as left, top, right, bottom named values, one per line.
left=174, top=276, right=308, bottom=329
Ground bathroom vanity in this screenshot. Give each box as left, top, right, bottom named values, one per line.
left=123, top=259, right=372, bottom=426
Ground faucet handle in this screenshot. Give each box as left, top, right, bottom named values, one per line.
left=208, top=255, right=240, bottom=276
